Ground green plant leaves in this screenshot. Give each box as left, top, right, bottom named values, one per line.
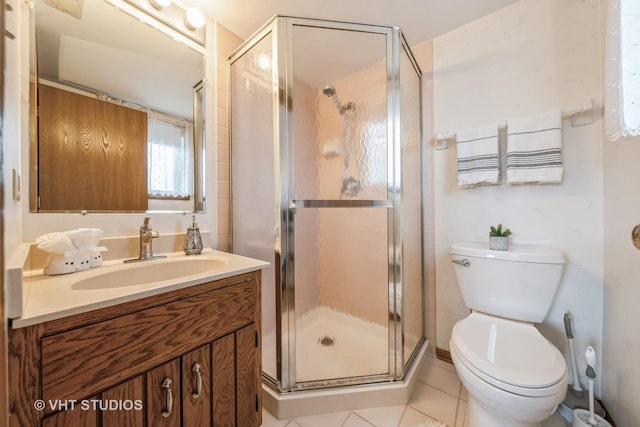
left=489, top=223, right=512, bottom=236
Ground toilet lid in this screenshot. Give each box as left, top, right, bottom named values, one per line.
left=451, top=312, right=566, bottom=391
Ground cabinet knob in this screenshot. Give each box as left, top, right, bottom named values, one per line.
left=161, top=378, right=173, bottom=418
left=192, top=362, right=203, bottom=399
left=633, top=225, right=640, bottom=250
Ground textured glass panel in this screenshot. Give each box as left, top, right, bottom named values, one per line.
left=291, top=25, right=388, bottom=200
left=230, top=33, right=278, bottom=380
left=399, top=47, right=424, bottom=368
left=294, top=208, right=389, bottom=382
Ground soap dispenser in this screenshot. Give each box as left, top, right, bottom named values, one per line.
left=183, top=215, right=203, bottom=255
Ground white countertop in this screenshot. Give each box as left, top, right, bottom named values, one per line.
left=12, top=250, right=269, bottom=328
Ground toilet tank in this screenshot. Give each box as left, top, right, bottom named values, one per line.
left=451, top=242, right=565, bottom=323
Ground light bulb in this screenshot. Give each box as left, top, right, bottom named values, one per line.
left=185, top=7, right=205, bottom=30
left=149, top=0, right=171, bottom=10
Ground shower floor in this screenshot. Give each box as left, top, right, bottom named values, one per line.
left=263, top=306, right=388, bottom=384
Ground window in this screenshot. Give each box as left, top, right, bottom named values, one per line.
left=605, top=0, right=640, bottom=140
left=148, top=115, right=194, bottom=199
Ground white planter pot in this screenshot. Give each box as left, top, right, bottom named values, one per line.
left=489, top=235, right=509, bottom=251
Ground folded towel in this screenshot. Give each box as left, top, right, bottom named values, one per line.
left=506, top=109, right=563, bottom=184
left=65, top=228, right=104, bottom=249
left=89, top=246, right=108, bottom=268
left=43, top=254, right=77, bottom=275
left=456, top=124, right=500, bottom=187
left=73, top=250, right=92, bottom=272
left=36, top=232, right=76, bottom=254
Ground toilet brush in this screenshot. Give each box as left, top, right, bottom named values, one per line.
left=572, top=346, right=611, bottom=427
left=585, top=347, right=597, bottom=425
left=565, top=313, right=583, bottom=397
left=559, top=313, right=605, bottom=422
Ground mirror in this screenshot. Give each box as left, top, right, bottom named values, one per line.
left=31, top=0, right=206, bottom=213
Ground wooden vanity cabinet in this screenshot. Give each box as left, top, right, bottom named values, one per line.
left=8, top=271, right=262, bottom=427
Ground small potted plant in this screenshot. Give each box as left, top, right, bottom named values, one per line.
left=489, top=224, right=512, bottom=251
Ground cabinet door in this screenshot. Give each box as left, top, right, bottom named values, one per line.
left=101, top=375, right=144, bottom=427
left=236, top=324, right=261, bottom=427
left=182, top=344, right=212, bottom=427
left=41, top=398, right=98, bottom=427
left=212, top=334, right=235, bottom=426
left=146, top=359, right=181, bottom=427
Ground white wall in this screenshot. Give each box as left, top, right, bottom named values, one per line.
left=602, top=136, right=640, bottom=425
left=432, top=0, right=604, bottom=394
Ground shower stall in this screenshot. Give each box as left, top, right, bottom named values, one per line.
left=229, top=16, right=425, bottom=416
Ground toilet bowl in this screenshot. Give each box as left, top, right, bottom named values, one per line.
left=451, top=312, right=568, bottom=426
left=450, top=242, right=568, bottom=427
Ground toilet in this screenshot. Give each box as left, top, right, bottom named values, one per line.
left=449, top=242, right=569, bottom=427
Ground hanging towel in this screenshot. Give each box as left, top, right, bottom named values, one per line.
left=506, top=109, right=563, bottom=184
left=456, top=124, right=500, bottom=187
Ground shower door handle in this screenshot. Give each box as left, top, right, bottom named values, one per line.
left=289, top=199, right=392, bottom=209
left=451, top=258, right=471, bottom=267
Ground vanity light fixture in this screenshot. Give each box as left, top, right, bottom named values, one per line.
left=185, top=7, right=205, bottom=30
left=149, top=0, right=171, bottom=10
left=44, top=0, right=85, bottom=19
left=121, top=0, right=206, bottom=46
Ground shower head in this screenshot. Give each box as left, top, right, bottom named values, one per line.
left=323, top=86, right=336, bottom=97
left=322, top=85, right=355, bottom=115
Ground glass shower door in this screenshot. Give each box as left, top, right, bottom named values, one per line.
left=286, top=21, right=393, bottom=385
left=230, top=30, right=279, bottom=382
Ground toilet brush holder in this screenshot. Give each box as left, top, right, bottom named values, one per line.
left=572, top=409, right=611, bottom=427
left=560, top=395, right=605, bottom=423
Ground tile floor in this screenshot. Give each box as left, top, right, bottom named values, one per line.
left=261, top=354, right=570, bottom=427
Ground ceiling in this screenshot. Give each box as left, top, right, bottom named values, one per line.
left=183, top=0, right=520, bottom=47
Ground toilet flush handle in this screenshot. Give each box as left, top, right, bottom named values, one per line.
left=452, top=258, right=470, bottom=267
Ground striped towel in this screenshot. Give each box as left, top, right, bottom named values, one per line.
left=506, top=110, right=563, bottom=184
left=456, top=124, right=500, bottom=187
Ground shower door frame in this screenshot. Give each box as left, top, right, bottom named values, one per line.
left=277, top=17, right=419, bottom=392
left=229, top=15, right=425, bottom=394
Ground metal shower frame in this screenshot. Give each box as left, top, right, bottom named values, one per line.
left=229, top=15, right=424, bottom=394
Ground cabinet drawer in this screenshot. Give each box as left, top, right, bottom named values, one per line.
left=41, top=280, right=256, bottom=401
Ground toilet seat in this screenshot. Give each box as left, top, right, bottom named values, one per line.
left=451, top=312, right=567, bottom=398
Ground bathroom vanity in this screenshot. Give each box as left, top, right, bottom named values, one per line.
left=7, top=251, right=267, bottom=427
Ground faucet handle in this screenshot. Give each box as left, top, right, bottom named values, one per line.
left=140, top=216, right=151, bottom=231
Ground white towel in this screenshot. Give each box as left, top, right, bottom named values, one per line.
left=456, top=124, right=500, bottom=187
left=506, top=109, right=563, bottom=184
left=36, top=232, right=76, bottom=254
left=43, top=254, right=77, bottom=275
left=65, top=228, right=103, bottom=249
left=89, top=246, right=108, bottom=268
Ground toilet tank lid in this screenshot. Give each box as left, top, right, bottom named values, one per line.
left=451, top=242, right=564, bottom=264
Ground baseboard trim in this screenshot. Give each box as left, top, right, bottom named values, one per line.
left=435, top=347, right=452, bottom=364
left=599, top=400, right=617, bottom=427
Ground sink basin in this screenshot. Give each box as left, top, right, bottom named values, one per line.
left=71, top=257, right=228, bottom=290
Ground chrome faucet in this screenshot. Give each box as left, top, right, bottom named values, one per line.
left=139, top=217, right=159, bottom=259
left=124, top=217, right=167, bottom=263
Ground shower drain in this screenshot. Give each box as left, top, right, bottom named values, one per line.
left=318, top=335, right=336, bottom=347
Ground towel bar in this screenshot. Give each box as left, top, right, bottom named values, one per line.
left=434, top=99, right=593, bottom=150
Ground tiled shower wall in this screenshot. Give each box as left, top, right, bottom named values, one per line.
left=215, top=23, right=243, bottom=251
